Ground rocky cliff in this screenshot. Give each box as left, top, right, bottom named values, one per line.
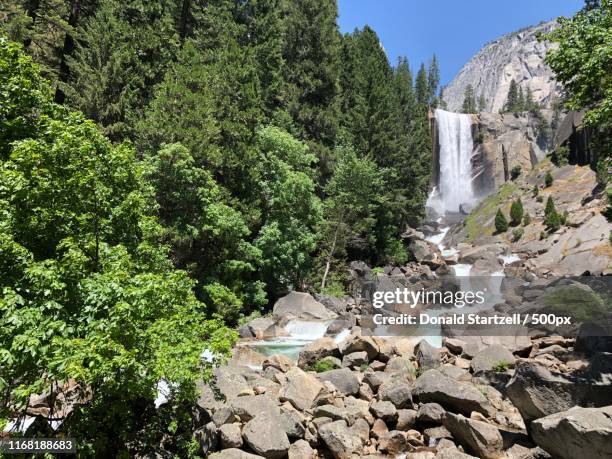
left=444, top=21, right=562, bottom=113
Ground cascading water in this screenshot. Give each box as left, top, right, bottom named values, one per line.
left=427, top=109, right=476, bottom=216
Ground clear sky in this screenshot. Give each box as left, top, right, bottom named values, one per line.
left=337, top=0, right=584, bottom=85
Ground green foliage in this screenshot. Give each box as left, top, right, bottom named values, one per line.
left=372, top=267, right=385, bottom=275
left=536, top=195, right=544, bottom=203
left=504, top=79, right=520, bottom=113
left=0, top=42, right=235, bottom=456
left=495, top=208, right=509, bottom=233
left=510, top=165, right=522, bottom=180
left=306, top=359, right=338, bottom=373
left=492, top=360, right=510, bottom=372
left=320, top=281, right=346, bottom=298
left=510, top=198, right=524, bottom=226
left=545, top=196, right=556, bottom=218
left=533, top=184, right=539, bottom=197
left=523, top=213, right=532, bottom=225
left=545, top=171, right=554, bottom=188
left=545, top=203, right=562, bottom=232
left=544, top=0, right=612, bottom=184
left=512, top=228, right=524, bottom=242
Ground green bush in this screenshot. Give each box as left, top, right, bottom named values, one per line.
left=495, top=208, right=509, bottom=233
left=512, top=228, right=524, bottom=241
left=545, top=171, right=554, bottom=187
left=510, top=165, right=522, bottom=180
left=536, top=195, right=544, bottom=203
left=492, top=360, right=510, bottom=372
left=523, top=213, right=532, bottom=225
left=307, top=359, right=338, bottom=373
left=510, top=198, right=524, bottom=226
left=545, top=209, right=561, bottom=232
left=545, top=196, right=556, bottom=218
left=533, top=184, right=539, bottom=197
left=540, top=230, right=547, bottom=240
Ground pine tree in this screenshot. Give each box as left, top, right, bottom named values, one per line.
left=415, top=63, right=429, bottom=107
left=510, top=198, right=524, bottom=226
left=478, top=93, right=486, bottom=112
left=545, top=171, right=554, bottom=187
left=462, top=84, right=476, bottom=113
left=545, top=195, right=556, bottom=218
left=517, top=86, right=525, bottom=112
left=283, top=0, right=341, bottom=163
left=427, top=54, right=440, bottom=107
left=504, top=79, right=519, bottom=113
left=495, top=208, right=509, bottom=233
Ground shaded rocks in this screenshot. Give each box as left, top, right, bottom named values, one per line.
left=444, top=413, right=504, bottom=459
left=412, top=369, right=494, bottom=417
left=339, top=334, right=379, bottom=360
left=530, top=405, right=612, bottom=459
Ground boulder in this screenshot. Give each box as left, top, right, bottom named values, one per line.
left=242, top=411, right=290, bottom=459
left=208, top=449, right=265, bottom=459
left=339, top=335, right=379, bottom=359
left=342, top=351, right=368, bottom=368
left=396, top=409, right=417, bottom=430
left=230, top=395, right=279, bottom=422
left=219, top=423, right=243, bottom=449
left=417, top=403, right=446, bottom=424
left=412, top=369, right=494, bottom=417
left=415, top=340, right=441, bottom=369
left=443, top=337, right=466, bottom=355
left=410, top=239, right=438, bottom=263
left=279, top=367, right=324, bottom=411
left=273, top=292, right=337, bottom=321
left=530, top=406, right=612, bottom=459
left=470, top=345, right=515, bottom=374
left=279, top=409, right=305, bottom=439
left=298, top=337, right=340, bottom=367
left=370, top=400, right=398, bottom=422
left=316, top=368, right=360, bottom=396
left=244, top=317, right=277, bottom=339
left=214, top=367, right=253, bottom=400
left=212, top=406, right=235, bottom=427
left=444, top=413, right=504, bottom=459
left=288, top=439, right=315, bottom=459
left=262, top=354, right=294, bottom=373
left=318, top=420, right=363, bottom=459
left=380, top=383, right=413, bottom=409
left=506, top=360, right=612, bottom=424
left=378, top=430, right=409, bottom=455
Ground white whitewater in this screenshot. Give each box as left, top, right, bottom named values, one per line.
left=427, top=109, right=476, bottom=215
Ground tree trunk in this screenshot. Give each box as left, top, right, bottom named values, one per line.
left=54, top=0, right=81, bottom=103
left=321, top=210, right=344, bottom=290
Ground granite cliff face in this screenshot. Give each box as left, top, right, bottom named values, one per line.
left=444, top=21, right=562, bottom=113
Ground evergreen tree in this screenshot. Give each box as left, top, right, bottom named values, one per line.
left=478, top=93, right=486, bottom=112
left=495, top=208, right=509, bottom=233
left=415, top=63, right=429, bottom=106
left=427, top=54, right=440, bottom=107
left=545, top=195, right=556, bottom=218
left=283, top=0, right=341, bottom=165
left=510, top=198, right=524, bottom=226
left=439, top=85, right=448, bottom=109
left=545, top=171, right=554, bottom=187
left=462, top=84, right=476, bottom=113
left=504, top=79, right=519, bottom=112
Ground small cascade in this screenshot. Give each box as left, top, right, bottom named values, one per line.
left=427, top=109, right=476, bottom=216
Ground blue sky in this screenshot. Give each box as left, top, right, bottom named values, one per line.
left=337, top=0, right=584, bottom=85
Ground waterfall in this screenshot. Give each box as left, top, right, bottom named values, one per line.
left=427, top=109, right=476, bottom=215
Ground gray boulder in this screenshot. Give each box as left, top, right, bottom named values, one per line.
left=339, top=334, right=379, bottom=359
left=219, top=423, right=243, bottom=449
left=208, top=449, right=264, bottom=459
left=342, top=351, right=368, bottom=368
left=471, top=345, right=515, bottom=374
left=242, top=411, right=290, bottom=459
left=316, top=368, right=360, bottom=395
left=444, top=413, right=504, bottom=459
left=417, top=403, right=446, bottom=424
left=506, top=361, right=612, bottom=424
left=381, top=383, right=413, bottom=409
left=279, top=367, right=324, bottom=411
left=230, top=395, right=279, bottom=422
left=318, top=420, right=363, bottom=459
left=530, top=406, right=612, bottom=459
left=288, top=439, right=315, bottom=459
left=415, top=339, right=441, bottom=369
left=412, top=369, right=494, bottom=417
left=297, top=337, right=340, bottom=367
left=370, top=400, right=398, bottom=422
left=273, top=292, right=337, bottom=321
